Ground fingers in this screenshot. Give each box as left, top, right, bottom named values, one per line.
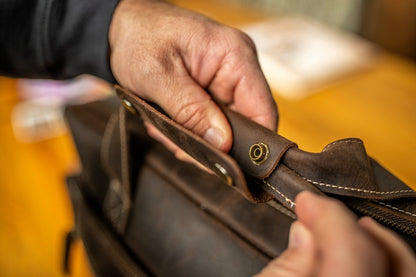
left=109, top=0, right=231, bottom=151
left=359, top=217, right=416, bottom=277
left=109, top=0, right=277, bottom=152
left=150, top=27, right=276, bottom=151
left=147, top=72, right=233, bottom=152
left=145, top=122, right=211, bottom=171
left=188, top=28, right=278, bottom=132
left=257, top=193, right=416, bottom=277
left=255, top=221, right=316, bottom=277
left=295, top=192, right=388, bottom=277
left=211, top=47, right=278, bottom=132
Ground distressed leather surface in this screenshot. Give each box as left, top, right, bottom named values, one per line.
left=64, top=86, right=416, bottom=276
left=115, top=85, right=416, bottom=240
left=66, top=97, right=296, bottom=277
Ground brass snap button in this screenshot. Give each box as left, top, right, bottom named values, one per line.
left=121, top=99, right=136, bottom=114
left=249, top=142, right=269, bottom=165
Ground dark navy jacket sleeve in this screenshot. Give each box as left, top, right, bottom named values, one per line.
left=0, top=0, right=119, bottom=82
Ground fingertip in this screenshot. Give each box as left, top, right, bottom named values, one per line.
left=203, top=128, right=223, bottom=148
left=294, top=191, right=325, bottom=210
left=288, top=221, right=314, bottom=250
left=255, top=222, right=316, bottom=277
left=358, top=216, right=377, bottom=228
left=293, top=191, right=313, bottom=220
left=358, top=215, right=416, bottom=275
left=295, top=191, right=358, bottom=232
left=162, top=84, right=233, bottom=152
left=202, top=101, right=233, bottom=152
left=295, top=190, right=314, bottom=203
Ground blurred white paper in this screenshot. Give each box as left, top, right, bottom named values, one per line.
left=243, top=16, right=376, bottom=100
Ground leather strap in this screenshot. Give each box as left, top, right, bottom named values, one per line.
left=115, top=85, right=416, bottom=239
left=115, top=86, right=257, bottom=201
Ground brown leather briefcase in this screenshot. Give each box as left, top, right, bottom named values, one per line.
left=64, top=85, right=416, bottom=277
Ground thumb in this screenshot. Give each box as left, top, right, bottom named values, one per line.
left=149, top=75, right=233, bottom=152
left=255, top=221, right=316, bottom=277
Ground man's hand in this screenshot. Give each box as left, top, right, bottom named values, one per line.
left=109, top=0, right=277, bottom=152
left=256, top=191, right=416, bottom=277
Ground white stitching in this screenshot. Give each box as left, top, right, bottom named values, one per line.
left=318, top=139, right=413, bottom=195
left=263, top=181, right=296, bottom=209
left=267, top=200, right=297, bottom=219
left=305, top=178, right=414, bottom=195
left=322, top=139, right=362, bottom=152
left=373, top=200, right=416, bottom=218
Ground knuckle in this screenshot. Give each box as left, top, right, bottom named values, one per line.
left=228, top=28, right=257, bottom=53
left=173, top=100, right=210, bottom=133
left=238, top=30, right=257, bottom=49
left=214, top=28, right=258, bottom=70
left=209, top=26, right=256, bottom=52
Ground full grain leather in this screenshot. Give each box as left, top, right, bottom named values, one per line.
left=65, top=92, right=416, bottom=276
left=116, top=86, right=255, bottom=200
left=115, top=85, right=416, bottom=239
left=65, top=97, right=297, bottom=276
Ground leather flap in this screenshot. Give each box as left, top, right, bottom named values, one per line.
left=68, top=88, right=416, bottom=240
left=114, top=86, right=416, bottom=205
left=222, top=108, right=297, bottom=179
left=115, top=85, right=265, bottom=202
left=283, top=140, right=416, bottom=200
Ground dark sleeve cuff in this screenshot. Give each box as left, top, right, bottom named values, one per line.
left=0, top=0, right=120, bottom=82
left=51, top=0, right=120, bottom=82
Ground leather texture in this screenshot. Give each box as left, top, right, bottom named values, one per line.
left=65, top=97, right=295, bottom=277
left=115, top=85, right=416, bottom=239
left=64, top=86, right=416, bottom=276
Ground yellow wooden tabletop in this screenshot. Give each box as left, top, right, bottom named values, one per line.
left=0, top=78, right=93, bottom=276
left=0, top=0, right=415, bottom=276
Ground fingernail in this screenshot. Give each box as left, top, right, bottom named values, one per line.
left=288, top=221, right=309, bottom=249
left=203, top=128, right=224, bottom=149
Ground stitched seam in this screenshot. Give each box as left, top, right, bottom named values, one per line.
left=322, top=139, right=363, bottom=152
left=373, top=200, right=416, bottom=218
left=263, top=181, right=296, bottom=209
left=305, top=178, right=414, bottom=195
left=322, top=139, right=362, bottom=152
left=267, top=200, right=297, bottom=219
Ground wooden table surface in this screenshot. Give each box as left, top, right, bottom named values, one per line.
left=0, top=0, right=415, bottom=276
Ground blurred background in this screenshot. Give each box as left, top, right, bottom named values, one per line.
left=231, top=0, right=416, bottom=60
left=0, top=0, right=415, bottom=276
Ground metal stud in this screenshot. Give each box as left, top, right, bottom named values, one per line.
left=214, top=163, right=233, bottom=186
left=121, top=99, right=136, bottom=114
left=249, top=142, right=269, bottom=165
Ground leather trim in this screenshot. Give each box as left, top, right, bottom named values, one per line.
left=115, top=86, right=263, bottom=202
left=113, top=86, right=416, bottom=239
left=65, top=93, right=416, bottom=251
left=222, top=107, right=297, bottom=179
